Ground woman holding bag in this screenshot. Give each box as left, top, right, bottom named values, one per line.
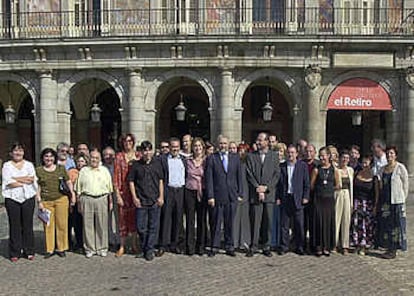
left=36, top=148, right=76, bottom=259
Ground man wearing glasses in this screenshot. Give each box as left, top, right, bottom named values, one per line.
left=159, top=141, right=170, bottom=156
left=57, top=142, right=76, bottom=170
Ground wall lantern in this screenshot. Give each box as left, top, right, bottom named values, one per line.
left=5, top=104, right=16, bottom=124
left=262, top=87, right=273, bottom=122
left=352, top=111, right=362, bottom=126
left=90, top=78, right=102, bottom=123
left=175, top=93, right=187, bottom=122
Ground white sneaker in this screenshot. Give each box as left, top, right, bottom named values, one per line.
left=85, top=251, right=95, bottom=258
left=99, top=250, right=108, bottom=257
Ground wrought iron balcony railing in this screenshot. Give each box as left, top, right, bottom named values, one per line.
left=0, top=7, right=412, bottom=39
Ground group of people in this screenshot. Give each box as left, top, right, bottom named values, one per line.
left=1, top=133, right=408, bottom=262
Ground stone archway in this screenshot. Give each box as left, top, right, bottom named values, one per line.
left=69, top=78, right=122, bottom=149
left=155, top=76, right=211, bottom=144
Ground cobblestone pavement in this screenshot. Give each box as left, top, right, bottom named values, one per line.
left=0, top=201, right=412, bottom=296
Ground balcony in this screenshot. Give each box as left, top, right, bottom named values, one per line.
left=0, top=7, right=412, bottom=40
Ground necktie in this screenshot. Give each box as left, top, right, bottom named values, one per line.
left=222, top=153, right=228, bottom=173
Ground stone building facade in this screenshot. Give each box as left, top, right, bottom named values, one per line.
left=0, top=0, right=413, bottom=174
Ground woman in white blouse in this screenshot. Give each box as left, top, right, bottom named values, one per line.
left=2, top=142, right=38, bottom=262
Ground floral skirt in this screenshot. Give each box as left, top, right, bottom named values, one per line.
left=351, top=198, right=376, bottom=248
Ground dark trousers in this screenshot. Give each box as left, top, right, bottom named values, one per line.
left=196, top=194, right=212, bottom=253
left=136, top=204, right=161, bottom=255
left=280, top=197, right=305, bottom=252
left=271, top=204, right=281, bottom=248
left=5, top=197, right=35, bottom=258
left=184, top=189, right=197, bottom=254
left=303, top=201, right=314, bottom=250
left=211, top=202, right=236, bottom=251
left=68, top=203, right=83, bottom=249
left=160, top=186, right=184, bottom=249
left=250, top=202, right=273, bottom=251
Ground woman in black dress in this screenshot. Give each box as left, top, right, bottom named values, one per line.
left=310, top=147, right=340, bottom=256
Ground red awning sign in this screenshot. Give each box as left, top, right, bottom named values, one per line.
left=327, top=78, right=393, bottom=110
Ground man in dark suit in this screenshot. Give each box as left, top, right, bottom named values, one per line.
left=276, top=145, right=310, bottom=255
left=156, top=137, right=187, bottom=257
left=246, top=132, right=280, bottom=257
left=205, top=135, right=243, bottom=257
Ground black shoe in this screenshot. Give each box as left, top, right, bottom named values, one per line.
left=145, top=252, right=154, bottom=261
left=226, top=250, right=236, bottom=257
left=277, top=249, right=286, bottom=256
left=263, top=250, right=273, bottom=257
left=44, top=252, right=54, bottom=259
left=56, top=251, right=66, bottom=258
left=155, top=249, right=165, bottom=257
left=245, top=250, right=254, bottom=257
left=175, top=247, right=184, bottom=255
left=208, top=250, right=217, bottom=257
left=197, top=249, right=205, bottom=256
left=382, top=250, right=396, bottom=259
left=296, top=249, right=305, bottom=256
left=187, top=250, right=195, bottom=256
left=135, top=252, right=144, bottom=259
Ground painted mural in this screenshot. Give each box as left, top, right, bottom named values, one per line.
left=112, top=0, right=150, bottom=24
left=206, top=0, right=236, bottom=31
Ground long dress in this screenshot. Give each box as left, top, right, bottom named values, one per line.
left=351, top=176, right=376, bottom=248
left=113, top=152, right=141, bottom=237
left=313, top=165, right=336, bottom=251
left=377, top=172, right=407, bottom=251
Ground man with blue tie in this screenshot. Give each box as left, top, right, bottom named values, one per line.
left=206, top=135, right=243, bottom=257
left=276, top=145, right=310, bottom=255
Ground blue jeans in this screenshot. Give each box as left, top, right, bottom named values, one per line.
left=136, top=204, right=161, bottom=255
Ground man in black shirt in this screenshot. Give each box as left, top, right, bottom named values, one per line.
left=128, top=141, right=164, bottom=261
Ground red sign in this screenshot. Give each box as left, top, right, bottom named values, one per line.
left=327, top=78, right=393, bottom=110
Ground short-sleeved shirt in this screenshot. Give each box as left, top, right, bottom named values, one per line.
left=127, top=158, right=164, bottom=206
left=36, top=165, right=69, bottom=201
left=75, top=165, right=113, bottom=196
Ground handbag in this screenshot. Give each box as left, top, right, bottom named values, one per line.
left=59, top=177, right=71, bottom=196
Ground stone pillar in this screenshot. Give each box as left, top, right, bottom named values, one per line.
left=405, top=68, right=414, bottom=174
left=304, top=65, right=324, bottom=149
left=39, top=71, right=58, bottom=149
left=292, top=104, right=302, bottom=143
left=128, top=69, right=146, bottom=142
left=57, top=111, right=71, bottom=145
left=216, top=68, right=234, bottom=140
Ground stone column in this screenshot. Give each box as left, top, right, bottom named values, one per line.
left=304, top=65, right=324, bottom=149
left=405, top=68, right=414, bottom=174
left=292, top=104, right=302, bottom=143
left=57, top=111, right=71, bottom=145
left=39, top=70, right=58, bottom=149
left=216, top=68, right=234, bottom=140
left=128, top=69, right=146, bottom=142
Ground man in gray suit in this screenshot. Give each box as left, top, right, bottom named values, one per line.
left=246, top=132, right=280, bottom=257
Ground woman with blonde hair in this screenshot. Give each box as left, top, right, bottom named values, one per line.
left=184, top=137, right=206, bottom=255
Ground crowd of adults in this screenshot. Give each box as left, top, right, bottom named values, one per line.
left=1, top=133, right=408, bottom=262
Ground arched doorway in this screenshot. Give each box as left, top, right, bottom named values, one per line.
left=17, top=95, right=35, bottom=161
left=0, top=81, right=35, bottom=161
left=242, top=84, right=292, bottom=145
left=325, top=78, right=393, bottom=154
left=156, top=78, right=210, bottom=144
left=70, top=78, right=122, bottom=150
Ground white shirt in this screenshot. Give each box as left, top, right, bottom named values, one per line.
left=372, top=153, right=387, bottom=178
left=168, top=154, right=185, bottom=187
left=2, top=160, right=38, bottom=203
left=287, top=161, right=295, bottom=194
